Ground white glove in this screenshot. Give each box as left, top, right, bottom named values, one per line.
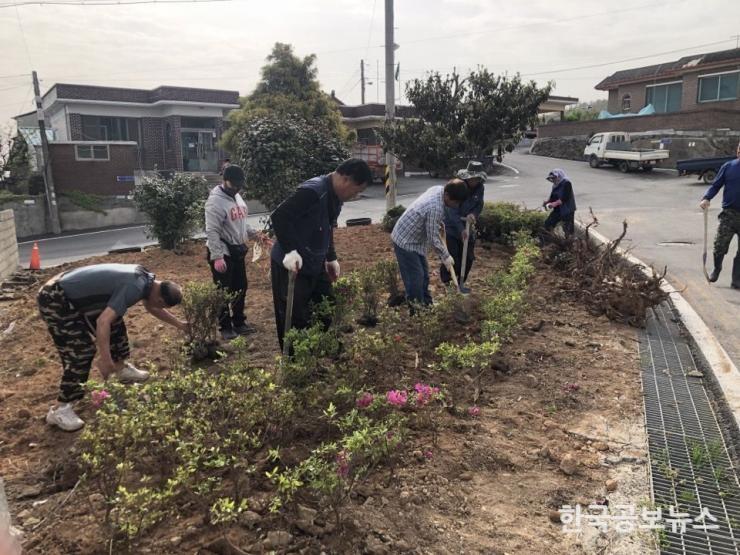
left=545, top=202, right=554, bottom=210
left=282, top=250, right=303, bottom=272
left=325, top=260, right=340, bottom=281
left=443, top=255, right=455, bottom=270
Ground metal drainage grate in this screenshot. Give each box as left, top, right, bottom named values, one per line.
left=640, top=301, right=740, bottom=554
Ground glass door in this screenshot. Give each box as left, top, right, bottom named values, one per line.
left=181, top=131, right=200, bottom=171
left=181, top=130, right=218, bottom=172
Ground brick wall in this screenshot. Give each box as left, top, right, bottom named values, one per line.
left=49, top=144, right=138, bottom=195
left=537, top=108, right=740, bottom=138
left=163, top=116, right=182, bottom=171
left=0, top=210, right=19, bottom=281
left=142, top=118, right=165, bottom=170
left=69, top=113, right=83, bottom=140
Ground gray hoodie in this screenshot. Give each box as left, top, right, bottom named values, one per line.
left=205, top=185, right=259, bottom=261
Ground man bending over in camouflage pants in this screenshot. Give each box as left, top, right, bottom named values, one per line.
left=38, top=263, right=186, bottom=431
left=700, top=141, right=740, bottom=289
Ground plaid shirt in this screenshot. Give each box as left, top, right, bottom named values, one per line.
left=391, top=186, right=450, bottom=261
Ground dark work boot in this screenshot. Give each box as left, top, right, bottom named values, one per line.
left=708, top=254, right=724, bottom=283
left=732, top=255, right=740, bottom=290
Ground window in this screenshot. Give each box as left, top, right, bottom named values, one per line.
left=75, top=145, right=109, bottom=161
left=645, top=82, right=683, bottom=113
left=698, top=71, right=739, bottom=102
left=80, top=116, right=140, bottom=143
left=621, top=94, right=631, bottom=112
left=589, top=135, right=602, bottom=145
left=180, top=117, right=216, bottom=129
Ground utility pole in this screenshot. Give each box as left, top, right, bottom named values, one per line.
left=361, top=59, right=366, bottom=104
left=33, top=71, right=61, bottom=235
left=733, top=34, right=740, bottom=48
left=384, top=0, right=397, bottom=210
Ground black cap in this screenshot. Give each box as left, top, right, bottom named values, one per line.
left=223, top=165, right=246, bottom=188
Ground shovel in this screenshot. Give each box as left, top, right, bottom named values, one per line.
left=282, top=270, right=297, bottom=358
left=459, top=218, right=473, bottom=293
left=439, top=225, right=471, bottom=323
left=702, top=206, right=710, bottom=282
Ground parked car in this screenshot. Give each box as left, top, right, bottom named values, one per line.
left=584, top=132, right=670, bottom=173
left=676, top=155, right=735, bottom=184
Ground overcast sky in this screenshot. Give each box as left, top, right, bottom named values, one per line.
left=1, top=0, right=739, bottom=130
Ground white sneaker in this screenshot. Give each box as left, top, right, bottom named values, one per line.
left=117, top=362, right=150, bottom=384
left=46, top=403, right=84, bottom=432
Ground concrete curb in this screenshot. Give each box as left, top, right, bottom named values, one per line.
left=583, top=224, right=740, bottom=433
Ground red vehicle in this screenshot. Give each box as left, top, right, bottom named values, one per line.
left=351, top=143, right=402, bottom=183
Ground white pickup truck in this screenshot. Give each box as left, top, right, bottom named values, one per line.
left=583, top=132, right=670, bottom=173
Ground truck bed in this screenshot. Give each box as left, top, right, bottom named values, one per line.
left=602, top=149, right=670, bottom=162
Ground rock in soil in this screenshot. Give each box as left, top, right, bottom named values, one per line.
left=559, top=454, right=578, bottom=476
left=592, top=441, right=609, bottom=452
left=263, top=531, right=292, bottom=549
left=15, top=485, right=43, bottom=500
left=549, top=510, right=563, bottom=523
left=606, top=479, right=618, bottom=492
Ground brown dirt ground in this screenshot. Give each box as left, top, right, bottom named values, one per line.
left=0, top=226, right=650, bottom=554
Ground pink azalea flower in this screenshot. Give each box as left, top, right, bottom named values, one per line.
left=562, top=383, right=580, bottom=393
left=424, top=450, right=433, bottom=459
left=91, top=389, right=110, bottom=408
left=414, top=383, right=440, bottom=406
left=356, top=392, right=374, bottom=409
left=386, top=389, right=408, bottom=407
left=468, top=406, right=481, bottom=417
left=336, top=450, right=350, bottom=478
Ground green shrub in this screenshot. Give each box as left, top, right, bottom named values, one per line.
left=381, top=205, right=406, bottom=232
left=267, top=406, right=405, bottom=522
left=436, top=339, right=500, bottom=374
left=481, top=234, right=539, bottom=341
left=62, top=190, right=107, bottom=214
left=181, top=281, right=233, bottom=360
left=79, top=355, right=294, bottom=544
left=477, top=202, right=546, bottom=244
left=226, top=111, right=349, bottom=211
left=133, top=173, right=209, bottom=250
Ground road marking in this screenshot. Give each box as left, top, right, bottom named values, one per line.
left=17, top=225, right=147, bottom=245
left=496, top=162, right=520, bottom=174
left=500, top=184, right=520, bottom=188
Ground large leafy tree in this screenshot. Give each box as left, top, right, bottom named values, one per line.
left=229, top=112, right=349, bottom=211
left=223, top=42, right=350, bottom=154
left=379, top=69, right=552, bottom=176
left=222, top=43, right=352, bottom=210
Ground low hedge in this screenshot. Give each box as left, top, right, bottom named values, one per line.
left=476, top=202, right=546, bottom=244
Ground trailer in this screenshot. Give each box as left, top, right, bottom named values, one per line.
left=676, top=155, right=735, bottom=184
left=583, top=132, right=670, bottom=173
left=351, top=144, right=402, bottom=183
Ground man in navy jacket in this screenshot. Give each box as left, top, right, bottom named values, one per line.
left=270, top=159, right=372, bottom=348
left=700, top=141, right=740, bottom=289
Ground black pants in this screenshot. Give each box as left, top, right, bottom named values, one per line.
left=38, top=283, right=129, bottom=402
left=544, top=210, right=575, bottom=235
left=440, top=235, right=475, bottom=285
left=207, top=247, right=247, bottom=331
left=271, top=258, right=334, bottom=349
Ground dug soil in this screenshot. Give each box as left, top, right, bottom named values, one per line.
left=0, top=225, right=653, bottom=554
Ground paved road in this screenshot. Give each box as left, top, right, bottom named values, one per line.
left=489, top=150, right=740, bottom=372
left=16, top=152, right=739, bottom=370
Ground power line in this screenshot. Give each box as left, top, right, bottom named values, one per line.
left=0, top=73, right=30, bottom=80
left=400, top=0, right=677, bottom=47
left=521, top=39, right=737, bottom=77
left=0, top=0, right=230, bottom=8
left=14, top=6, right=33, bottom=68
